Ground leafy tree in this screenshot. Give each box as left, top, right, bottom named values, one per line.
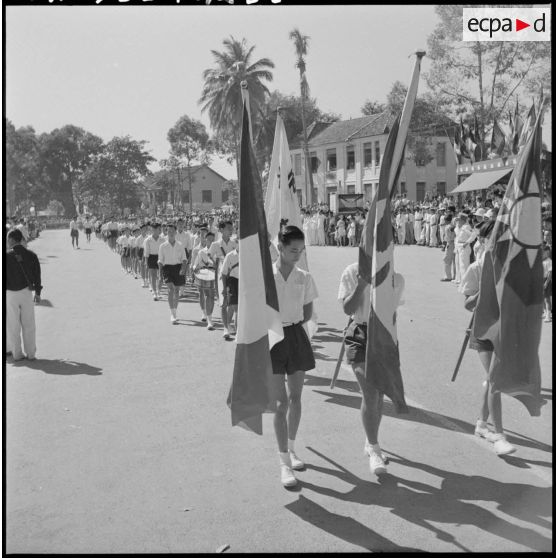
left=5, top=120, right=46, bottom=213
left=199, top=36, right=274, bottom=180
left=167, top=115, right=211, bottom=214
left=46, top=199, right=65, bottom=216
left=78, top=136, right=154, bottom=214
left=424, top=5, right=551, bottom=156
left=253, top=90, right=340, bottom=172
left=360, top=99, right=386, bottom=116
left=38, top=125, right=104, bottom=216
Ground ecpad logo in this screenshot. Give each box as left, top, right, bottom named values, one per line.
left=463, top=8, right=550, bottom=42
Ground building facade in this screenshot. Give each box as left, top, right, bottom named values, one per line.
left=143, top=164, right=233, bottom=213
left=289, top=112, right=457, bottom=205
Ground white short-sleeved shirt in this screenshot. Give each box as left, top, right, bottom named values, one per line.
left=143, top=235, right=164, bottom=256
left=337, top=263, right=371, bottom=324
left=176, top=230, right=193, bottom=252
left=273, top=263, right=318, bottom=325
left=338, top=262, right=406, bottom=324
left=221, top=250, right=239, bottom=279
left=209, top=238, right=237, bottom=262
left=158, top=240, right=187, bottom=266
left=194, top=246, right=215, bottom=269
left=459, top=259, right=483, bottom=297
left=69, top=220, right=78, bottom=231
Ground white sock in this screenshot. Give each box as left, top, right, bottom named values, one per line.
left=371, top=443, right=381, bottom=455
left=279, top=452, right=291, bottom=467
left=476, top=419, right=487, bottom=428
left=288, top=439, right=296, bottom=452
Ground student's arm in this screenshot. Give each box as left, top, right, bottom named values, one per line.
left=303, top=302, right=313, bottom=324
left=342, top=275, right=367, bottom=316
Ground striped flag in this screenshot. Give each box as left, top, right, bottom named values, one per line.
left=518, top=101, right=536, bottom=149
left=226, top=102, right=284, bottom=434
left=472, top=99, right=546, bottom=417
left=264, top=113, right=318, bottom=339
left=359, top=52, right=424, bottom=413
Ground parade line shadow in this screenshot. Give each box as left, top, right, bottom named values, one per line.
left=290, top=446, right=551, bottom=552
left=11, top=358, right=102, bottom=376
left=305, top=374, right=553, bottom=454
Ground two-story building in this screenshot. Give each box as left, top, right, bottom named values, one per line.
left=143, top=164, right=233, bottom=213
left=289, top=111, right=458, bottom=205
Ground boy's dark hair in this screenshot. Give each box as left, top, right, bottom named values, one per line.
left=219, top=220, right=233, bottom=229
left=278, top=225, right=305, bottom=245
left=478, top=220, right=495, bottom=239
left=8, top=229, right=24, bottom=243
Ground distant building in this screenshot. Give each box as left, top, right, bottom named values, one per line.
left=143, top=164, right=233, bottom=213
left=289, top=111, right=458, bottom=205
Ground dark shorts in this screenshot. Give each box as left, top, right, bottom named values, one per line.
left=130, top=247, right=137, bottom=258
left=344, top=321, right=367, bottom=365
left=162, top=264, right=185, bottom=286
left=71, top=229, right=79, bottom=237
left=137, top=248, right=144, bottom=259
left=122, top=247, right=130, bottom=258
left=85, top=228, right=92, bottom=234
left=225, top=276, right=238, bottom=305
left=469, top=335, right=494, bottom=352
left=147, top=254, right=159, bottom=269
left=270, top=323, right=315, bottom=375
left=110, top=230, right=118, bottom=238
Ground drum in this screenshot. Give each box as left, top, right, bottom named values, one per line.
left=194, top=268, right=215, bottom=289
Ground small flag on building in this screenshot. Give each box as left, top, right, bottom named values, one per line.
left=226, top=102, right=284, bottom=434
left=490, top=118, right=506, bottom=157
left=472, top=99, right=546, bottom=417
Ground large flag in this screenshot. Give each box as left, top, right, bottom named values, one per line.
left=459, top=117, right=470, bottom=160
left=227, top=102, right=284, bottom=434
left=359, top=52, right=424, bottom=413
left=472, top=100, right=546, bottom=417
left=264, top=113, right=319, bottom=339
left=490, top=118, right=506, bottom=157
left=452, top=126, right=463, bottom=164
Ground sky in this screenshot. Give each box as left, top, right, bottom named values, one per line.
left=6, top=4, right=442, bottom=179
left=5, top=4, right=551, bottom=181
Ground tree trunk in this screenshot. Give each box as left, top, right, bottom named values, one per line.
left=187, top=163, right=193, bottom=215
left=476, top=42, right=485, bottom=160
left=299, top=74, right=314, bottom=206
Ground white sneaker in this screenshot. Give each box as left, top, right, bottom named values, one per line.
left=369, top=451, right=387, bottom=475
left=280, top=464, right=297, bottom=487
left=486, top=433, right=516, bottom=455
left=474, top=422, right=493, bottom=439
left=289, top=450, right=305, bottom=470
left=363, top=442, right=389, bottom=463
left=153, top=294, right=158, bottom=301
left=207, top=321, right=215, bottom=331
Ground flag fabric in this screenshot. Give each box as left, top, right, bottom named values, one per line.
left=472, top=100, right=546, bottom=417
left=490, top=118, right=506, bottom=157
left=452, top=126, right=462, bottom=164
left=227, top=102, right=284, bottom=434
left=359, top=53, right=424, bottom=414
left=518, top=101, right=536, bottom=149
left=473, top=115, right=483, bottom=160
left=465, top=123, right=477, bottom=162
left=459, top=117, right=470, bottom=159
left=512, top=98, right=524, bottom=154
left=264, top=113, right=318, bottom=339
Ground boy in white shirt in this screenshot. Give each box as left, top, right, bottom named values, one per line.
left=220, top=246, right=239, bottom=340
left=143, top=222, right=164, bottom=300
left=269, top=226, right=318, bottom=488
left=209, top=221, right=237, bottom=338
left=158, top=222, right=187, bottom=323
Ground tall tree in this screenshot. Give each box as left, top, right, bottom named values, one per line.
left=199, top=36, right=274, bottom=181
left=289, top=28, right=314, bottom=205
left=167, top=115, right=211, bottom=214
left=360, top=99, right=386, bottom=116
left=425, top=5, right=551, bottom=158
left=38, top=125, right=103, bottom=216
left=78, top=136, right=154, bottom=214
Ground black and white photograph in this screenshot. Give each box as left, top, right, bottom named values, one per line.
left=4, top=2, right=553, bottom=553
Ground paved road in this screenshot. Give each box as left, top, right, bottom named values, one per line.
left=6, top=230, right=553, bottom=553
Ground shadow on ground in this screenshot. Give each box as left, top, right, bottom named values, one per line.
left=10, top=358, right=102, bottom=376
left=306, top=373, right=552, bottom=453
left=286, top=446, right=551, bottom=552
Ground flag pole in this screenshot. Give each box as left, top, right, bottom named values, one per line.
left=451, top=313, right=474, bottom=382
left=240, top=81, right=254, bottom=146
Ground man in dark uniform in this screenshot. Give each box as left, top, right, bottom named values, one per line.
left=6, top=228, right=43, bottom=361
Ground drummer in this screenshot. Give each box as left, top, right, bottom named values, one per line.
left=209, top=220, right=237, bottom=338
left=193, top=230, right=217, bottom=330
left=158, top=222, right=188, bottom=324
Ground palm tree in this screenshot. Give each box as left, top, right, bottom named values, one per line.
left=289, top=28, right=314, bottom=205
left=199, top=36, right=274, bottom=180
